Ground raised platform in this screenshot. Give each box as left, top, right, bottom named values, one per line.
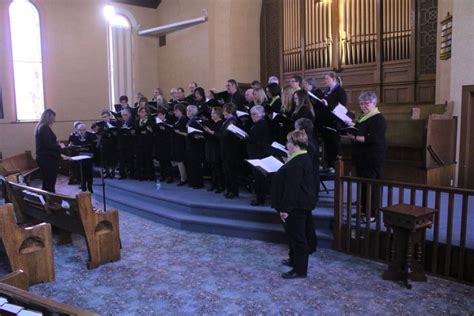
left=94, top=178, right=336, bottom=247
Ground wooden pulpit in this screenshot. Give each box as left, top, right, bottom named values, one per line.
left=380, top=204, right=438, bottom=289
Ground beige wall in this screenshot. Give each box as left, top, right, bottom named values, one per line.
left=435, top=0, right=474, bottom=184
left=155, top=0, right=262, bottom=97
left=0, top=0, right=262, bottom=158
left=0, top=0, right=159, bottom=157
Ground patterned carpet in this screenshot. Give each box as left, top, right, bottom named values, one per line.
left=1, top=178, right=473, bottom=315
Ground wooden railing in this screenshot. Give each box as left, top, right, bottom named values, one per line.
left=334, top=159, right=474, bottom=284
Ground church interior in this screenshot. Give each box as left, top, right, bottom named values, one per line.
left=0, top=0, right=473, bottom=314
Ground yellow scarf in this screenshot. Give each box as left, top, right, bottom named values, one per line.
left=357, top=107, right=380, bottom=123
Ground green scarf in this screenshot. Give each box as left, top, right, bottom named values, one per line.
left=286, top=149, right=307, bottom=164
left=269, top=95, right=280, bottom=106
left=357, top=107, right=380, bottom=123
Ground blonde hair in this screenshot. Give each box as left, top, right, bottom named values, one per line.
left=281, top=85, right=297, bottom=114
left=253, top=88, right=268, bottom=105
left=287, top=130, right=308, bottom=149
left=34, top=109, right=56, bottom=136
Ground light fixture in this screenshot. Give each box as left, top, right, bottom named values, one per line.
left=103, top=5, right=115, bottom=21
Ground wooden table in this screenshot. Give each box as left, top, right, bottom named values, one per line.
left=380, top=203, right=438, bottom=289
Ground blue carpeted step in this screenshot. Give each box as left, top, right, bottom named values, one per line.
left=99, top=179, right=334, bottom=228
left=94, top=183, right=334, bottom=247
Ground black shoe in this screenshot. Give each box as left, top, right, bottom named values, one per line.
left=207, top=186, right=215, bottom=192
left=281, top=259, right=293, bottom=267
left=193, top=185, right=204, bottom=189
left=250, top=200, right=264, bottom=206
left=225, top=192, right=237, bottom=199
left=281, top=270, right=306, bottom=279
left=177, top=181, right=187, bottom=187
left=118, top=175, right=127, bottom=180
left=215, top=188, right=224, bottom=194
left=166, top=178, right=174, bottom=183
left=159, top=176, right=166, bottom=181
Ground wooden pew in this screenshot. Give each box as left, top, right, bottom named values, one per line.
left=3, top=180, right=121, bottom=269
left=0, top=204, right=55, bottom=285
left=0, top=271, right=30, bottom=291
left=0, top=280, right=96, bottom=315
left=0, top=151, right=39, bottom=184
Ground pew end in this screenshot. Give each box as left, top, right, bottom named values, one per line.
left=0, top=270, right=29, bottom=291
left=0, top=204, right=55, bottom=285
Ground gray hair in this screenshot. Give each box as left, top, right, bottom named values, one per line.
left=250, top=105, right=265, bottom=118
left=303, top=77, right=317, bottom=89
left=268, top=76, right=279, bottom=85
left=121, top=108, right=131, bottom=116
left=73, top=121, right=83, bottom=128
left=358, top=91, right=378, bottom=104
left=77, top=123, right=87, bottom=130
left=187, top=105, right=198, bottom=116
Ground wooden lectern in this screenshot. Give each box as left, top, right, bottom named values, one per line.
left=380, top=204, right=438, bottom=289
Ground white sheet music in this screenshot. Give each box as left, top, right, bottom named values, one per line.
left=307, top=90, right=324, bottom=103
left=272, top=112, right=278, bottom=120
left=332, top=103, right=353, bottom=123
left=227, top=124, right=248, bottom=138
left=187, top=126, right=203, bottom=134
left=271, top=142, right=289, bottom=155
left=155, top=117, right=163, bottom=124
left=246, top=156, right=284, bottom=173
left=236, top=110, right=249, bottom=118
left=70, top=155, right=92, bottom=161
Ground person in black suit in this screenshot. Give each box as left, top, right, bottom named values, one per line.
left=302, top=77, right=324, bottom=111
left=225, top=79, right=246, bottom=110
left=294, top=118, right=320, bottom=254
left=244, top=88, right=255, bottom=109
left=185, top=105, right=205, bottom=189
left=172, top=103, right=189, bottom=186
left=247, top=105, right=273, bottom=206
left=271, top=130, right=317, bottom=279
left=117, top=108, right=135, bottom=179
left=192, top=87, right=210, bottom=120
left=343, top=91, right=386, bottom=223
left=320, top=72, right=348, bottom=172
left=115, top=95, right=137, bottom=119
left=290, top=89, right=315, bottom=122
left=70, top=123, right=96, bottom=192
left=66, top=121, right=83, bottom=185
left=266, top=83, right=282, bottom=114
left=35, top=109, right=61, bottom=193
left=203, top=107, right=224, bottom=193
left=134, top=105, right=156, bottom=181
left=155, top=109, right=174, bottom=183
left=220, top=103, right=244, bottom=199
left=185, top=82, right=198, bottom=103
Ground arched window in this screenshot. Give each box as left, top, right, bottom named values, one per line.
left=105, top=7, right=133, bottom=107
left=9, top=0, right=45, bottom=121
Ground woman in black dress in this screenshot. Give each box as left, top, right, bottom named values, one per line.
left=134, top=105, right=156, bottom=181
left=320, top=72, right=348, bottom=171
left=271, top=130, right=317, bottom=279
left=203, top=107, right=224, bottom=193
left=290, top=89, right=315, bottom=122
left=172, top=103, right=189, bottom=185
left=35, top=109, right=61, bottom=193
left=343, top=91, right=386, bottom=223
left=155, top=109, right=174, bottom=182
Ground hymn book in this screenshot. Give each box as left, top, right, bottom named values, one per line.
left=236, top=110, right=249, bottom=118
left=226, top=124, right=248, bottom=138
left=332, top=104, right=354, bottom=123
left=271, top=142, right=289, bottom=155
left=246, top=156, right=284, bottom=175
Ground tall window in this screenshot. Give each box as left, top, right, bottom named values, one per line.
left=106, top=7, right=133, bottom=106
left=9, top=0, right=45, bottom=121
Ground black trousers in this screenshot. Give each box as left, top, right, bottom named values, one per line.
left=210, top=162, right=224, bottom=190
left=252, top=169, right=268, bottom=203
left=285, top=209, right=312, bottom=276
left=78, top=159, right=93, bottom=192
left=355, top=163, right=383, bottom=216
left=38, top=158, right=58, bottom=193
left=223, top=159, right=239, bottom=195
left=187, top=158, right=204, bottom=187
left=321, top=129, right=341, bottom=168
left=118, top=147, right=134, bottom=177
left=135, top=146, right=155, bottom=180
left=158, top=160, right=173, bottom=179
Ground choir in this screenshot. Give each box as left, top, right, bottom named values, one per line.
left=66, top=73, right=352, bottom=206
